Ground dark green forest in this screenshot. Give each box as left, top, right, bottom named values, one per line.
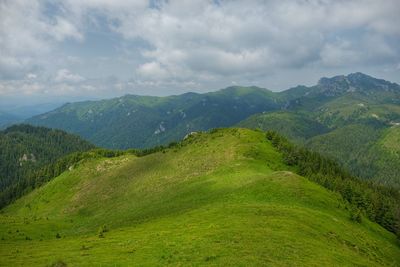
left=0, top=124, right=94, bottom=207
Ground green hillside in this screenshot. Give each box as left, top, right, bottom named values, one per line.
left=1, top=128, right=399, bottom=266
left=0, top=124, right=95, bottom=208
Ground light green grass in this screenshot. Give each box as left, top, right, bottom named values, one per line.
left=1, top=128, right=399, bottom=266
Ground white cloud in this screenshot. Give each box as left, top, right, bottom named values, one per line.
left=0, top=0, right=84, bottom=79
left=55, top=69, right=85, bottom=83
left=51, top=17, right=84, bottom=42
left=111, top=0, right=400, bottom=82
left=26, top=73, right=37, bottom=79
left=136, top=62, right=169, bottom=80
left=0, top=0, right=400, bottom=101
left=0, top=80, right=43, bottom=96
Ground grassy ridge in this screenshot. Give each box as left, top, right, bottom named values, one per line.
left=0, top=129, right=399, bottom=266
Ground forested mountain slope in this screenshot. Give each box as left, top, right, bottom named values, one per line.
left=0, top=128, right=399, bottom=266
left=0, top=124, right=95, bottom=207
left=27, top=86, right=280, bottom=149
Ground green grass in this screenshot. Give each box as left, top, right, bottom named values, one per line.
left=0, top=128, right=399, bottom=266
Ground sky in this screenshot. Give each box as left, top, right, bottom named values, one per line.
left=1, top=0, right=400, bottom=106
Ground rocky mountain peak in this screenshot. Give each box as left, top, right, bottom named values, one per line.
left=317, top=72, right=399, bottom=95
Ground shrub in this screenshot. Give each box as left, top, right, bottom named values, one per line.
left=100, top=224, right=108, bottom=232
left=48, top=259, right=67, bottom=267
left=350, top=208, right=362, bottom=223
left=98, top=224, right=108, bottom=238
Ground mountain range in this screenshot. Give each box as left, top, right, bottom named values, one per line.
left=0, top=102, right=64, bottom=129
left=0, top=111, right=19, bottom=129
left=27, top=86, right=280, bottom=149
left=26, top=72, right=400, bottom=187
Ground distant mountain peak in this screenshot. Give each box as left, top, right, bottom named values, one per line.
left=347, top=72, right=373, bottom=80
left=319, top=72, right=373, bottom=82
left=317, top=72, right=399, bottom=95
left=317, top=75, right=350, bottom=96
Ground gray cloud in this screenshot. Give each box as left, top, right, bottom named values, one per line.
left=116, top=0, right=400, bottom=79
left=0, top=0, right=399, bottom=103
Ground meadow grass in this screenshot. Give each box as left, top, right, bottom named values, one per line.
left=1, top=128, right=399, bottom=266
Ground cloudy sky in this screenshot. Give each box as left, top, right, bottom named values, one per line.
left=1, top=0, right=400, bottom=105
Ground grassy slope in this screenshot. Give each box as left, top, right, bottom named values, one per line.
left=0, top=128, right=399, bottom=266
